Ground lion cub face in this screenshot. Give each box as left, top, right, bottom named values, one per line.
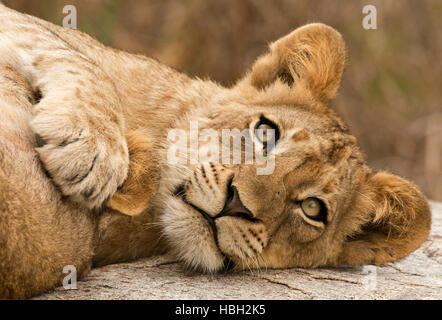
left=158, top=24, right=431, bottom=272
left=162, top=105, right=360, bottom=272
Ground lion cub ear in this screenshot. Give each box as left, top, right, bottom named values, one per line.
left=249, top=23, right=347, bottom=103
left=338, top=171, right=432, bottom=266
left=106, top=130, right=160, bottom=216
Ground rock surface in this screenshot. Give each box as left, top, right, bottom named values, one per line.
left=35, top=202, right=442, bottom=300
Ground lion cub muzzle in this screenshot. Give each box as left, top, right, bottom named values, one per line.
left=175, top=166, right=269, bottom=268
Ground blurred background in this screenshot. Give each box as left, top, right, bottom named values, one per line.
left=4, top=0, right=441, bottom=200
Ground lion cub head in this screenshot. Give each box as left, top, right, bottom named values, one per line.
left=115, top=24, right=432, bottom=272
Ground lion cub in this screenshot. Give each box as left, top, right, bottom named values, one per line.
left=0, top=4, right=431, bottom=299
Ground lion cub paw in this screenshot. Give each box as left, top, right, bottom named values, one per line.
left=106, top=130, right=160, bottom=216
left=31, top=103, right=129, bottom=209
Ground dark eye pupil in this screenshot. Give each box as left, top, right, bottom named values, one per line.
left=254, top=116, right=280, bottom=150
left=257, top=125, right=273, bottom=141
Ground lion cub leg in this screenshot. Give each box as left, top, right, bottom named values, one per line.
left=0, top=6, right=129, bottom=209
left=0, top=65, right=95, bottom=299
left=92, top=130, right=164, bottom=266
left=107, top=130, right=161, bottom=216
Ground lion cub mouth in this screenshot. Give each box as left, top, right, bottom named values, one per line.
left=172, top=181, right=259, bottom=270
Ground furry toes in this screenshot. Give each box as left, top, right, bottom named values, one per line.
left=31, top=100, right=129, bottom=209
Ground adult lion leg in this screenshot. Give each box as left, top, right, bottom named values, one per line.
left=0, top=66, right=96, bottom=299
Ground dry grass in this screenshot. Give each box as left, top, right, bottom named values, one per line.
left=5, top=0, right=441, bottom=200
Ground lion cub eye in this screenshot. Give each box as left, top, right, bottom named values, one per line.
left=254, top=115, right=280, bottom=150
left=301, top=197, right=327, bottom=223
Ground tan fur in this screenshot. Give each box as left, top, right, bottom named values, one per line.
left=250, top=23, right=347, bottom=104
left=0, top=4, right=431, bottom=298
left=107, top=130, right=160, bottom=216
left=0, top=66, right=95, bottom=299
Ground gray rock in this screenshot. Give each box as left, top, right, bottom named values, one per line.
left=35, top=202, right=442, bottom=300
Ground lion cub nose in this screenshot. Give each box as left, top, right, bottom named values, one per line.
left=216, top=185, right=255, bottom=221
